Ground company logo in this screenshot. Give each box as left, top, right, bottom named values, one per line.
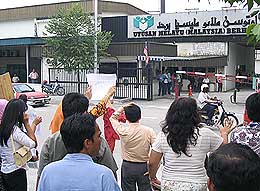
left=133, top=16, right=154, bottom=31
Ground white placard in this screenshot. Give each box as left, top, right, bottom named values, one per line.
left=87, top=74, right=117, bottom=100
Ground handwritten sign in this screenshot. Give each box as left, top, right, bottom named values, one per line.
left=0, top=73, right=14, bottom=100
left=87, top=74, right=117, bottom=100
left=128, top=9, right=260, bottom=38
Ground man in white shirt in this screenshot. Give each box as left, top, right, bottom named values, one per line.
left=28, top=69, right=39, bottom=83
left=197, top=84, right=218, bottom=124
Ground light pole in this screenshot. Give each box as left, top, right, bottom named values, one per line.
left=94, top=0, right=98, bottom=73
left=161, top=0, right=165, bottom=13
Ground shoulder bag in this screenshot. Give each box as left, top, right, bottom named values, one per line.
left=10, top=134, right=32, bottom=167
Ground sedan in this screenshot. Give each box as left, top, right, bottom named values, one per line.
left=13, top=83, right=51, bottom=107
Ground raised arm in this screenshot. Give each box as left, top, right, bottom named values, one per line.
left=89, top=86, right=116, bottom=118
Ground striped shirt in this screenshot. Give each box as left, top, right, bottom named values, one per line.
left=152, top=127, right=223, bottom=184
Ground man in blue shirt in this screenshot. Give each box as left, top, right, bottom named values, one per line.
left=38, top=113, right=121, bottom=191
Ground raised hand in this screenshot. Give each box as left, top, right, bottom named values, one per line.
left=107, top=86, right=116, bottom=98
left=32, top=116, right=42, bottom=126
left=220, top=118, right=235, bottom=135
left=85, top=86, right=92, bottom=100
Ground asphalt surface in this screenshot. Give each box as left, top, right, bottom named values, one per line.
left=27, top=89, right=254, bottom=191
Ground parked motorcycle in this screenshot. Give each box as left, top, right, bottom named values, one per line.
left=199, top=100, right=238, bottom=128
left=41, top=79, right=65, bottom=96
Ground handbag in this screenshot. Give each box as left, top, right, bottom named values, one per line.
left=10, top=134, right=32, bottom=167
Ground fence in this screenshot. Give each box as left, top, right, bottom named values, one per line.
left=49, top=66, right=153, bottom=100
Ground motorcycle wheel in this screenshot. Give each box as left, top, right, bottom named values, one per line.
left=56, top=87, right=65, bottom=96
left=42, top=87, right=49, bottom=94
left=221, top=114, right=239, bottom=128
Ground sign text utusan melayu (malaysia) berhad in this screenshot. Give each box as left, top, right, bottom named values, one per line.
left=128, top=9, right=260, bottom=39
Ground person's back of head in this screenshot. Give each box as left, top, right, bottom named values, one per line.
left=246, top=92, right=260, bottom=122
left=62, top=93, right=89, bottom=119
left=19, top=94, right=28, bottom=104
left=162, top=97, right=201, bottom=156
left=0, top=99, right=27, bottom=146
left=60, top=113, right=98, bottom=155
left=124, top=103, right=141, bottom=123
left=206, top=143, right=260, bottom=191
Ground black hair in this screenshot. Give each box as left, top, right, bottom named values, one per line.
left=245, top=92, right=260, bottom=122
left=19, top=94, right=28, bottom=104
left=0, top=99, right=27, bottom=146
left=60, top=113, right=96, bottom=153
left=62, top=93, right=89, bottom=119
left=124, top=104, right=141, bottom=123
left=161, top=97, right=200, bottom=156
left=206, top=143, right=260, bottom=191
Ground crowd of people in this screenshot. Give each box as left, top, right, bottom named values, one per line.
left=0, top=84, right=259, bottom=191
left=157, top=69, right=225, bottom=98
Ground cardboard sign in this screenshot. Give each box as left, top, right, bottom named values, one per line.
left=87, top=74, right=117, bottom=100
left=0, top=73, right=14, bottom=100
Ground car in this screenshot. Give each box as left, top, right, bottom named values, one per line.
left=13, top=83, right=51, bottom=107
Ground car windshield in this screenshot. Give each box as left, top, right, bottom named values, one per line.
left=13, top=84, right=34, bottom=93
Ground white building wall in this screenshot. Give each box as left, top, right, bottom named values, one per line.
left=255, top=50, right=260, bottom=74
left=225, top=42, right=255, bottom=90
left=42, top=58, right=49, bottom=82
left=177, top=42, right=228, bottom=56
left=0, top=19, right=35, bottom=39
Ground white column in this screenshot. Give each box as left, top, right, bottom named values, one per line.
left=26, top=46, right=29, bottom=83
left=138, top=60, right=142, bottom=83
left=94, top=0, right=98, bottom=73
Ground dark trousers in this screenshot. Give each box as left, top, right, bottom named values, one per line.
left=162, top=83, right=168, bottom=96
left=218, top=83, right=223, bottom=92
left=2, top=168, right=27, bottom=191
left=202, top=103, right=217, bottom=121
left=121, top=160, right=152, bottom=191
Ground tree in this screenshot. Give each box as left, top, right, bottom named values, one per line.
left=44, top=4, right=113, bottom=71
left=194, top=0, right=260, bottom=44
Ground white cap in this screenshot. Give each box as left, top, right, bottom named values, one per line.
left=201, top=84, right=209, bottom=91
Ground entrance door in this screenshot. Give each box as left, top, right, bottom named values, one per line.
left=7, top=64, right=26, bottom=83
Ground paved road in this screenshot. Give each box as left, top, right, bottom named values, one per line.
left=28, top=89, right=254, bottom=191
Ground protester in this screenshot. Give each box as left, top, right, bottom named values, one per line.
left=0, top=99, right=41, bottom=191
left=202, top=76, right=210, bottom=86
left=197, top=84, right=218, bottom=125
left=0, top=99, right=8, bottom=123
left=206, top=143, right=260, bottom=191
left=149, top=97, right=234, bottom=191
left=38, top=113, right=121, bottom=191
left=110, top=103, right=156, bottom=191
left=12, top=74, right=20, bottom=83
left=19, top=94, right=41, bottom=161
left=49, top=86, right=104, bottom=134
left=28, top=68, right=39, bottom=83
left=216, top=73, right=223, bottom=92
left=230, top=92, right=260, bottom=156
left=161, top=70, right=169, bottom=96
left=0, top=99, right=8, bottom=190
left=37, top=86, right=118, bottom=186
left=103, top=99, right=126, bottom=153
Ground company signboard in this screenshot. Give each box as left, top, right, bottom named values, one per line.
left=128, top=9, right=260, bottom=39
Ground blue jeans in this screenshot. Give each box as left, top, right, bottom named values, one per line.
left=202, top=103, right=217, bottom=121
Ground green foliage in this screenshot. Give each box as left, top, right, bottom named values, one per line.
left=44, top=4, right=112, bottom=71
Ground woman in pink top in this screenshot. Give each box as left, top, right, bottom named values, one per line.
left=0, top=99, right=8, bottom=123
